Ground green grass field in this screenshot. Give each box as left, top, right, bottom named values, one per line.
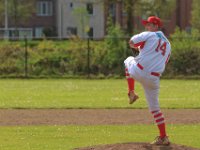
left=0, top=125, right=200, bottom=150
left=0, top=79, right=200, bottom=150
left=0, top=79, right=200, bottom=108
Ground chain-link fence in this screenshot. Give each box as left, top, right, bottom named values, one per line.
left=0, top=36, right=200, bottom=78
left=0, top=36, right=132, bottom=78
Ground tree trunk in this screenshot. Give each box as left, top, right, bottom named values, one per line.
left=126, top=0, right=134, bottom=35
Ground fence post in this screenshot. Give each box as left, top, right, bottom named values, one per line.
left=87, top=37, right=90, bottom=78
left=24, top=35, right=28, bottom=78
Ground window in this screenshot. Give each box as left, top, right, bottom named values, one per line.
left=37, top=1, right=53, bottom=16
left=69, top=2, right=73, bottom=10
left=19, top=29, right=33, bottom=39
left=86, top=3, right=93, bottom=15
left=67, top=27, right=77, bottom=36
left=6, top=28, right=33, bottom=39
left=70, top=2, right=73, bottom=8
left=35, top=27, right=44, bottom=38
left=87, top=27, right=93, bottom=38
left=122, top=2, right=127, bottom=16
left=109, top=4, right=116, bottom=22
left=109, top=3, right=116, bottom=17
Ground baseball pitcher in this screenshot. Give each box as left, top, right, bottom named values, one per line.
left=124, top=16, right=171, bottom=145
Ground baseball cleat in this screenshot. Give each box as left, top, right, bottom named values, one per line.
left=150, top=136, right=170, bottom=145
left=128, top=90, right=139, bottom=104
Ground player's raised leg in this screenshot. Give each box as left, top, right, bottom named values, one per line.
left=124, top=67, right=139, bottom=104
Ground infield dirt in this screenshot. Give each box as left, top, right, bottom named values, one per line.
left=0, top=109, right=200, bottom=125
left=1, top=108, right=200, bottom=150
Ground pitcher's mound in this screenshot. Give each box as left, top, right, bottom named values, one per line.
left=75, top=142, right=199, bottom=150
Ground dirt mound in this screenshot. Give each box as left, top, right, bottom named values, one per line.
left=75, top=142, right=200, bottom=150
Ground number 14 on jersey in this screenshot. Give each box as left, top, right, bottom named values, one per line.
left=155, top=39, right=167, bottom=56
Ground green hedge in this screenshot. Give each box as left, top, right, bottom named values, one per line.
left=0, top=28, right=200, bottom=77
left=0, top=41, right=24, bottom=75
left=165, top=27, right=200, bottom=76
left=166, top=48, right=200, bottom=75
left=0, top=38, right=127, bottom=77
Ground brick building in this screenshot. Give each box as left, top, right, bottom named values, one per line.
left=0, top=0, right=56, bottom=39
left=0, top=0, right=193, bottom=39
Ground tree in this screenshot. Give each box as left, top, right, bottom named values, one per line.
left=191, top=0, right=200, bottom=31
left=104, top=0, right=175, bottom=35
left=0, top=0, right=35, bottom=36
left=123, top=0, right=139, bottom=35
left=104, top=0, right=139, bottom=35
left=104, top=16, right=127, bottom=73
left=72, top=7, right=90, bottom=38
left=137, top=0, right=176, bottom=19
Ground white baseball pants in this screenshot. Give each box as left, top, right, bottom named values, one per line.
left=124, top=56, right=160, bottom=111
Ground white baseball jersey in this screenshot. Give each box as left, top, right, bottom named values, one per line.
left=130, top=31, right=171, bottom=74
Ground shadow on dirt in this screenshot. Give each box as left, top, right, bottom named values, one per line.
left=74, top=142, right=200, bottom=150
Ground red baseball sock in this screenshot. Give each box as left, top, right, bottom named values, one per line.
left=152, top=110, right=166, bottom=138
left=158, top=123, right=166, bottom=138
left=125, top=68, right=135, bottom=92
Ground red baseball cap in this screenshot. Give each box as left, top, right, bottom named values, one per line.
left=142, top=16, right=162, bottom=27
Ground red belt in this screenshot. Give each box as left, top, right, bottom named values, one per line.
left=137, top=63, right=160, bottom=77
